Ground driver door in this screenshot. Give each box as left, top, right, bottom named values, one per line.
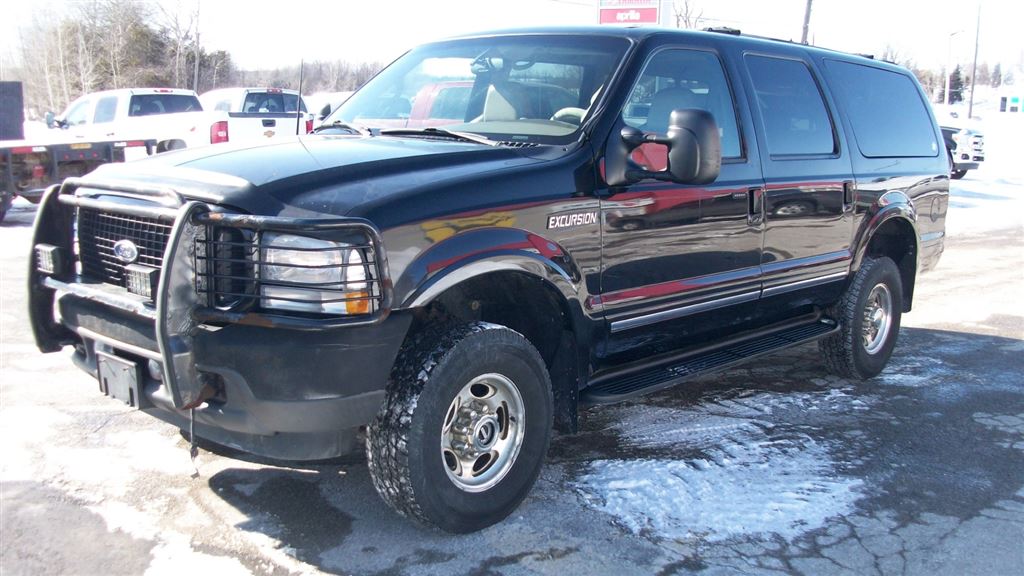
left=598, top=47, right=765, bottom=366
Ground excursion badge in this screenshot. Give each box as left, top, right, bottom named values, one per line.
left=547, top=211, right=598, bottom=229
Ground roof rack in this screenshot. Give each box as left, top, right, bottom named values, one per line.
left=703, top=26, right=741, bottom=36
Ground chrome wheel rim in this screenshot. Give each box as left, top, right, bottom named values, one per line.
left=441, top=373, right=525, bottom=492
left=862, top=283, right=893, bottom=355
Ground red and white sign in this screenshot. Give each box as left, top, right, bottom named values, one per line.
left=599, top=7, right=659, bottom=25
left=598, top=0, right=660, bottom=25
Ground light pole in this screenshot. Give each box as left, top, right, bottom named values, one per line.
left=944, top=30, right=961, bottom=106
left=968, top=4, right=981, bottom=119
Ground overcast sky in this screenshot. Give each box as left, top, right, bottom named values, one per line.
left=2, top=0, right=1021, bottom=74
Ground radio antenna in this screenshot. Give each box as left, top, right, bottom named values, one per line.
left=295, top=59, right=304, bottom=135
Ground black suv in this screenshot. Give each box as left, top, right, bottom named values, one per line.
left=29, top=27, right=948, bottom=532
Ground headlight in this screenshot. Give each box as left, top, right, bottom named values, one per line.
left=260, top=232, right=371, bottom=315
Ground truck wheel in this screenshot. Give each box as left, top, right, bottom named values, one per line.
left=819, top=256, right=903, bottom=379
left=0, top=193, right=12, bottom=224
left=366, top=322, right=553, bottom=533
left=948, top=150, right=967, bottom=180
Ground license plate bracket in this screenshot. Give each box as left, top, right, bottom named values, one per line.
left=97, top=351, right=143, bottom=409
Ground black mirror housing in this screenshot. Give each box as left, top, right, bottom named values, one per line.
left=605, top=108, right=722, bottom=187
left=666, top=109, right=721, bottom=184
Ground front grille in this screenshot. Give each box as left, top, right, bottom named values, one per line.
left=77, top=208, right=172, bottom=286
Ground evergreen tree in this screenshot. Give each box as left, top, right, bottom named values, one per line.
left=948, top=65, right=965, bottom=104
left=991, top=63, right=1002, bottom=88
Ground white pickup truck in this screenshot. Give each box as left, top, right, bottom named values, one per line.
left=48, top=88, right=210, bottom=155
left=200, top=87, right=314, bottom=144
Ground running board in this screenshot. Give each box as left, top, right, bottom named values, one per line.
left=581, top=319, right=838, bottom=405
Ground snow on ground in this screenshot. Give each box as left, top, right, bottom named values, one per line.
left=944, top=111, right=1024, bottom=237
left=575, top=390, right=867, bottom=542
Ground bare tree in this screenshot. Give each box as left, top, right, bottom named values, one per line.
left=674, top=0, right=704, bottom=29
left=158, top=0, right=196, bottom=88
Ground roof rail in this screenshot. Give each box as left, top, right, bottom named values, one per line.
left=703, top=26, right=741, bottom=36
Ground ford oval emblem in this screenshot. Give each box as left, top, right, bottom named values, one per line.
left=113, top=239, right=139, bottom=264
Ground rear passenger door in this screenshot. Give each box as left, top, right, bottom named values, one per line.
left=741, top=52, right=855, bottom=315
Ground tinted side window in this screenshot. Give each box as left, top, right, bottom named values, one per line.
left=623, top=49, right=742, bottom=158
left=745, top=54, right=835, bottom=156
left=824, top=60, right=938, bottom=158
left=129, top=94, right=201, bottom=116
left=93, top=96, right=118, bottom=123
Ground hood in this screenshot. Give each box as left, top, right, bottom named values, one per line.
left=80, top=135, right=545, bottom=217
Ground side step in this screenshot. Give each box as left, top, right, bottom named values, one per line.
left=581, top=318, right=839, bottom=405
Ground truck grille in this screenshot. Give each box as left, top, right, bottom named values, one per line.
left=77, top=208, right=172, bottom=286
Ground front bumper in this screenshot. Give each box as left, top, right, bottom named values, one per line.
left=28, top=182, right=410, bottom=460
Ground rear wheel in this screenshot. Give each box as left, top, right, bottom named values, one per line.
left=366, top=322, right=553, bottom=533
left=819, top=256, right=903, bottom=379
left=948, top=150, right=967, bottom=179
left=0, top=192, right=13, bottom=224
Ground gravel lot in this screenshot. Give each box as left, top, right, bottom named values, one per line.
left=2, top=127, right=1022, bottom=575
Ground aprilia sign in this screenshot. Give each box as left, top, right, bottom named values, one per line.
left=598, top=0, right=659, bottom=25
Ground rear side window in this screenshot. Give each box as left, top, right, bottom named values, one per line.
left=824, top=60, right=938, bottom=158
left=128, top=94, right=202, bottom=116
left=93, top=96, right=118, bottom=123
left=745, top=54, right=836, bottom=156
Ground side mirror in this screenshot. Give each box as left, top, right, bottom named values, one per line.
left=318, top=103, right=331, bottom=121
left=605, top=108, right=721, bottom=187
left=45, top=111, right=56, bottom=129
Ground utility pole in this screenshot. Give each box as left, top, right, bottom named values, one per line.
left=801, top=0, right=813, bottom=45
left=968, top=4, right=981, bottom=119
left=192, top=0, right=201, bottom=92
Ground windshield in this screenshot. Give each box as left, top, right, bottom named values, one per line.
left=325, top=35, right=630, bottom=144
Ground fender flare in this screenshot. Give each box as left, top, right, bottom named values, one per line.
left=851, top=193, right=919, bottom=272
left=395, top=227, right=587, bottom=312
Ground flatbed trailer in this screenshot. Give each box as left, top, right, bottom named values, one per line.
left=0, top=138, right=155, bottom=223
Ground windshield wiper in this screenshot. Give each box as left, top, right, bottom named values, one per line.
left=379, top=127, right=499, bottom=147
left=313, top=120, right=372, bottom=136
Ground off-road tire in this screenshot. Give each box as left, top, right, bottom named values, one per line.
left=948, top=150, right=967, bottom=180
left=366, top=321, right=553, bottom=533
left=0, top=192, right=12, bottom=225
left=819, top=256, right=903, bottom=379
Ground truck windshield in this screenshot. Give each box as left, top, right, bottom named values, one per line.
left=327, top=35, right=630, bottom=144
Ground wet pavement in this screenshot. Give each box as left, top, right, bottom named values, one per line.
left=1, top=175, right=1022, bottom=575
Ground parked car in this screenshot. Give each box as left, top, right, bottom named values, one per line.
left=200, top=87, right=314, bottom=144
left=48, top=88, right=208, bottom=154
left=29, top=27, right=948, bottom=533
left=941, top=125, right=985, bottom=179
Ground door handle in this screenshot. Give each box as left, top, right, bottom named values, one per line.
left=262, top=119, right=276, bottom=128
left=842, top=181, right=855, bottom=213
left=747, top=187, right=764, bottom=225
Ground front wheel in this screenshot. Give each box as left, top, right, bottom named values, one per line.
left=366, top=322, right=553, bottom=533
left=819, top=256, right=903, bottom=379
